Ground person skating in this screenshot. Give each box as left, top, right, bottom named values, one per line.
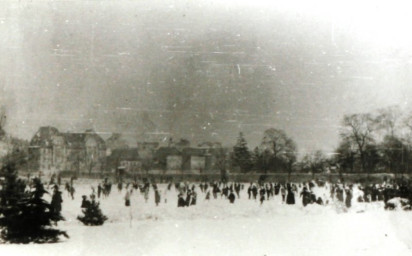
left=124, top=189, right=131, bottom=207
left=212, top=184, right=220, bottom=199
left=310, top=191, right=317, bottom=204
left=65, top=181, right=71, bottom=195
left=81, top=195, right=91, bottom=209
left=345, top=187, right=353, bottom=208
left=69, top=184, right=75, bottom=200
left=371, top=185, right=378, bottom=202
left=286, top=184, right=295, bottom=205
left=155, top=189, right=161, bottom=206
left=205, top=191, right=211, bottom=200
left=177, top=193, right=186, bottom=207
left=185, top=190, right=192, bottom=206
left=51, top=185, right=63, bottom=215
left=190, top=190, right=197, bottom=206
left=235, top=183, right=241, bottom=198
left=280, top=185, right=286, bottom=203
left=274, top=183, right=280, bottom=195
left=144, top=190, right=149, bottom=203
left=247, top=184, right=252, bottom=199
left=252, top=185, right=258, bottom=200
left=300, top=187, right=311, bottom=207
left=97, top=183, right=102, bottom=199
left=259, top=187, right=266, bottom=205
left=336, top=186, right=344, bottom=202
left=222, top=186, right=229, bottom=198
left=228, top=191, right=236, bottom=204
left=267, top=183, right=273, bottom=199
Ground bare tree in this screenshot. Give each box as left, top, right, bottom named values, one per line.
left=259, top=128, right=297, bottom=173
left=376, top=105, right=401, bottom=137
left=335, top=139, right=356, bottom=173
left=302, top=150, right=325, bottom=179
left=340, top=113, right=378, bottom=174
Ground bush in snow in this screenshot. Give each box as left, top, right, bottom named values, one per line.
left=77, top=197, right=108, bottom=226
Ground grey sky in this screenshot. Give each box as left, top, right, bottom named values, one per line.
left=1, top=0, right=412, bottom=155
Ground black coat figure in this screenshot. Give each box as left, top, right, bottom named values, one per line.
left=286, top=185, right=295, bottom=205
left=345, top=189, right=352, bottom=208
left=81, top=195, right=91, bottom=209
left=252, top=186, right=258, bottom=200
left=69, top=185, right=75, bottom=200
left=336, top=187, right=344, bottom=202
left=51, top=189, right=63, bottom=214
left=259, top=188, right=266, bottom=205
left=124, top=191, right=131, bottom=207
left=190, top=191, right=197, bottom=206
left=300, top=187, right=311, bottom=207
left=97, top=184, right=102, bottom=198
left=155, top=190, right=161, bottom=206
left=185, top=191, right=192, bottom=207
left=275, top=184, right=280, bottom=195
left=178, top=194, right=186, bottom=207
left=310, top=193, right=317, bottom=204
left=228, top=192, right=236, bottom=203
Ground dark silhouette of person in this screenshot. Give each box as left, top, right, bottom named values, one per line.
left=228, top=191, right=236, bottom=204
left=286, top=184, right=295, bottom=205
left=300, top=187, right=311, bottom=207
left=81, top=195, right=91, bottom=208
left=178, top=193, right=186, bottom=207
left=51, top=186, right=63, bottom=215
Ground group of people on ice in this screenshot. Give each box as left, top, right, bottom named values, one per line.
left=177, top=183, right=197, bottom=207
left=121, top=180, right=163, bottom=207
left=42, top=172, right=412, bottom=213
left=170, top=179, right=412, bottom=210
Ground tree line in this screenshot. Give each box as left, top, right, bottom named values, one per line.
left=231, top=129, right=297, bottom=175
left=231, top=106, right=412, bottom=176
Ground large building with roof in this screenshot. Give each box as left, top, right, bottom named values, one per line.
left=28, top=126, right=106, bottom=174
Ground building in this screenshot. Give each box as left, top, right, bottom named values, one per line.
left=106, top=148, right=142, bottom=174
left=28, top=127, right=106, bottom=174
left=154, top=147, right=183, bottom=172
left=152, top=146, right=228, bottom=173
left=105, top=133, right=129, bottom=156
left=137, top=142, right=159, bottom=151
left=182, top=148, right=208, bottom=171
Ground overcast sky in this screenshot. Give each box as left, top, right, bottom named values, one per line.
left=1, top=0, right=412, bottom=155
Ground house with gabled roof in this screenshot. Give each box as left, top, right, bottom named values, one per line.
left=29, top=127, right=106, bottom=174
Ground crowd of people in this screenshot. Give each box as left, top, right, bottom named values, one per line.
left=38, top=174, right=412, bottom=214
left=113, top=179, right=412, bottom=210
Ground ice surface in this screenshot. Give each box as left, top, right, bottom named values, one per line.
left=0, top=180, right=411, bottom=256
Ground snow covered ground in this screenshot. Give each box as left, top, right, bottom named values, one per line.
left=0, top=179, right=411, bottom=256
